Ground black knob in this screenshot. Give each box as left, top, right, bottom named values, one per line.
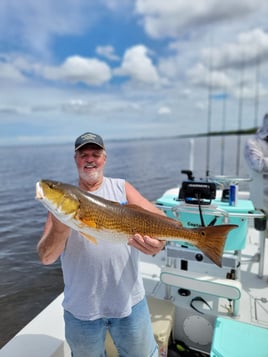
left=195, top=253, right=203, bottom=262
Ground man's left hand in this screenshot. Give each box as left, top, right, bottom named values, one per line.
left=128, top=234, right=166, bottom=255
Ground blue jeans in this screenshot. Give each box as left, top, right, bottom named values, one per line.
left=64, top=297, right=158, bottom=357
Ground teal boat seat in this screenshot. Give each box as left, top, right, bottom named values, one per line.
left=174, top=203, right=247, bottom=251
left=156, top=197, right=254, bottom=251
left=210, top=317, right=268, bottom=357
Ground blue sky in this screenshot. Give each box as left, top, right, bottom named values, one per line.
left=1, top=0, right=268, bottom=145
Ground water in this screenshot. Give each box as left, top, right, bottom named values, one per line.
left=0, top=135, right=250, bottom=347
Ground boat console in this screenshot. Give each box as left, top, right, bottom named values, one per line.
left=155, top=178, right=266, bottom=354
left=156, top=180, right=265, bottom=278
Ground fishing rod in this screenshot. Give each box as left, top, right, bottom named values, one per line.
left=235, top=57, right=244, bottom=177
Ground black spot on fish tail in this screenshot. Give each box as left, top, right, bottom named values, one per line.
left=193, top=224, right=238, bottom=267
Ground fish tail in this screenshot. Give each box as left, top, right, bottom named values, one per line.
left=194, top=224, right=238, bottom=267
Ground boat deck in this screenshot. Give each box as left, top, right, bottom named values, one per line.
left=140, top=224, right=268, bottom=354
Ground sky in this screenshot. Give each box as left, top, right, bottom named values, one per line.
left=1, top=0, right=268, bottom=145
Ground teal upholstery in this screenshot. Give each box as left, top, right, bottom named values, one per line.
left=210, top=317, right=268, bottom=357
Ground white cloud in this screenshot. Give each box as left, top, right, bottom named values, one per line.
left=232, top=82, right=268, bottom=99
left=187, top=63, right=233, bottom=91
left=0, top=62, right=27, bottom=83
left=135, top=0, right=268, bottom=39
left=0, top=54, right=112, bottom=87
left=95, top=45, right=120, bottom=61
left=202, top=28, right=268, bottom=70
left=158, top=106, right=171, bottom=115
left=114, top=45, right=160, bottom=85
left=42, top=56, right=112, bottom=86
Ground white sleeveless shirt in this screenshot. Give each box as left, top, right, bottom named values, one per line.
left=61, top=177, right=145, bottom=320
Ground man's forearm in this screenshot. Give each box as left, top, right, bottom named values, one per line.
left=37, top=213, right=70, bottom=265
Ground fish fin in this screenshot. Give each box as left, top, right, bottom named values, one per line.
left=125, top=204, right=183, bottom=225
left=125, top=203, right=150, bottom=211
left=80, top=232, right=98, bottom=244
left=80, top=218, right=97, bottom=228
left=193, top=224, right=238, bottom=267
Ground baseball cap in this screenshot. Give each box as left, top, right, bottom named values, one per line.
left=75, top=132, right=105, bottom=151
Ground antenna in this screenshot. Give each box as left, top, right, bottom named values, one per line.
left=254, top=54, right=261, bottom=128
left=206, top=37, right=213, bottom=179
left=236, top=57, right=244, bottom=176
left=220, top=92, right=227, bottom=175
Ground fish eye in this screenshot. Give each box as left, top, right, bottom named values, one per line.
left=48, top=182, right=56, bottom=189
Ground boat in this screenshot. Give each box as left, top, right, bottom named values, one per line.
left=1, top=169, right=268, bottom=356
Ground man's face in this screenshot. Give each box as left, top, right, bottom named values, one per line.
left=74, top=144, right=107, bottom=183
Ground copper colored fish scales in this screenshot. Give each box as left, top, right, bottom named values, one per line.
left=36, top=179, right=238, bottom=267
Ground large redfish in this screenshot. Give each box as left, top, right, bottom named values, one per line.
left=35, top=180, right=237, bottom=267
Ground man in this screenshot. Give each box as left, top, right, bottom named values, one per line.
left=37, top=132, right=166, bottom=357
left=244, top=113, right=268, bottom=215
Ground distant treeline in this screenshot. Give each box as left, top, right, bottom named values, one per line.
left=178, top=127, right=257, bottom=139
